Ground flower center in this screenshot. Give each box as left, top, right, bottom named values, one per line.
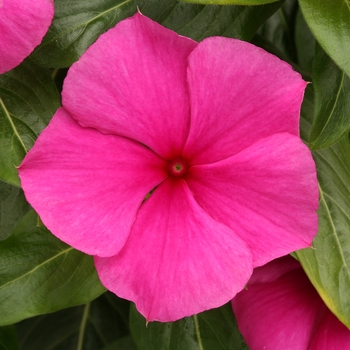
left=168, top=158, right=188, bottom=177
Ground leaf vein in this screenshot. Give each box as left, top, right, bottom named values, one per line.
left=43, top=0, right=132, bottom=46
left=193, top=314, right=204, bottom=350
left=0, top=247, right=73, bottom=291
left=313, top=72, right=345, bottom=144
left=0, top=99, right=27, bottom=153
left=319, top=185, right=350, bottom=278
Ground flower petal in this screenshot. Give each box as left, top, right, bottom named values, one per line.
left=309, top=310, right=350, bottom=350
left=94, top=178, right=253, bottom=322
left=0, top=0, right=54, bottom=74
left=186, top=133, right=318, bottom=267
left=18, top=108, right=167, bottom=257
left=247, top=254, right=301, bottom=286
left=62, top=12, right=197, bottom=159
left=183, top=37, right=307, bottom=164
left=232, top=257, right=324, bottom=350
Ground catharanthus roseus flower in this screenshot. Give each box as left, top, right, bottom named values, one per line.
left=232, top=256, right=350, bottom=350
left=0, top=0, right=54, bottom=74
left=19, top=13, right=318, bottom=322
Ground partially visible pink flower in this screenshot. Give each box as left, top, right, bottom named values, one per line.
left=232, top=256, right=350, bottom=349
left=19, top=13, right=318, bottom=322
left=0, top=0, right=54, bottom=74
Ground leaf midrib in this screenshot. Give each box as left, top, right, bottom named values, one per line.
left=0, top=98, right=27, bottom=153
left=311, top=71, right=345, bottom=145
left=193, top=314, right=204, bottom=350
left=0, top=247, right=73, bottom=291
left=43, top=0, right=133, bottom=46
left=318, top=183, right=350, bottom=279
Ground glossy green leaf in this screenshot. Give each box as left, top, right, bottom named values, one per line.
left=0, top=326, right=18, bottom=350
left=297, top=87, right=350, bottom=329
left=16, top=293, right=135, bottom=350
left=31, top=0, right=136, bottom=67
left=299, top=0, right=350, bottom=78
left=0, top=180, right=30, bottom=241
left=138, top=0, right=282, bottom=41
left=130, top=303, right=248, bottom=350
left=180, top=0, right=277, bottom=4
left=309, top=44, right=350, bottom=149
left=0, top=210, right=106, bottom=326
left=0, top=59, right=60, bottom=186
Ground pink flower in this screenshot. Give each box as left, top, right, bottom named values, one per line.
left=18, top=13, right=318, bottom=322
left=232, top=256, right=350, bottom=349
left=0, top=0, right=54, bottom=74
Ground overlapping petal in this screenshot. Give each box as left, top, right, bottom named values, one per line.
left=19, top=108, right=167, bottom=257
left=309, top=311, right=350, bottom=350
left=0, top=0, right=54, bottom=74
left=94, top=178, right=253, bottom=322
left=62, top=12, right=197, bottom=160
left=232, top=256, right=350, bottom=350
left=232, top=257, right=323, bottom=350
left=183, top=37, right=307, bottom=164
left=186, top=133, right=318, bottom=267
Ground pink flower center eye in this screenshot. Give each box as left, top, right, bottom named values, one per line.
left=168, top=158, right=188, bottom=177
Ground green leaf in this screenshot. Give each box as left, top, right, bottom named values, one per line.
left=0, top=210, right=106, bottom=326
left=138, top=0, right=283, bottom=42
left=16, top=293, right=134, bottom=350
left=254, top=0, right=298, bottom=64
left=180, top=0, right=277, bottom=4
left=299, top=85, right=314, bottom=142
left=299, top=0, right=350, bottom=78
left=297, top=87, right=350, bottom=329
left=31, top=0, right=136, bottom=67
left=102, top=336, right=137, bottom=350
left=0, top=180, right=30, bottom=241
left=0, top=100, right=26, bottom=187
left=0, top=326, right=18, bottom=350
left=130, top=303, right=248, bottom=350
left=251, top=1, right=314, bottom=80
left=0, top=59, right=60, bottom=186
left=309, top=44, right=350, bottom=149
left=294, top=7, right=315, bottom=73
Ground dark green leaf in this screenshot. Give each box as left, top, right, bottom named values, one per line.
left=294, top=7, right=315, bottom=73
left=32, top=0, right=136, bottom=67
left=138, top=0, right=282, bottom=42
left=0, top=326, right=18, bottom=350
left=299, top=0, right=350, bottom=78
left=0, top=100, right=26, bottom=187
left=130, top=303, right=248, bottom=350
left=0, top=59, right=60, bottom=186
left=297, top=86, right=350, bottom=329
left=309, top=44, right=350, bottom=149
left=16, top=292, right=134, bottom=350
left=0, top=210, right=106, bottom=326
left=254, top=0, right=298, bottom=63
left=299, top=85, right=314, bottom=142
left=180, top=0, right=277, bottom=4
left=101, top=336, right=137, bottom=350
left=0, top=180, right=30, bottom=240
